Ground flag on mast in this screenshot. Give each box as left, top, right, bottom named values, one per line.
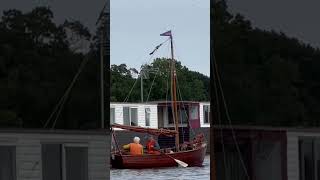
left=149, top=43, right=163, bottom=55
left=160, top=30, right=172, bottom=37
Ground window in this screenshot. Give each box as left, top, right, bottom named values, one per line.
left=65, top=146, right=88, bottom=180
left=145, top=108, right=150, bottom=126
left=42, top=144, right=62, bottom=180
left=110, top=108, right=115, bottom=124
left=0, top=146, right=16, bottom=180
left=203, top=105, right=210, bottom=124
left=179, top=107, right=188, bottom=124
left=123, top=107, right=138, bottom=126
left=167, top=106, right=188, bottom=125
left=42, top=144, right=88, bottom=180
left=299, top=138, right=320, bottom=180
left=123, top=107, right=130, bottom=125
left=130, top=108, right=138, bottom=126
left=190, top=105, right=199, bottom=120
left=167, top=106, right=174, bottom=124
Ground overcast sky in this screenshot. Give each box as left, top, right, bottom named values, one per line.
left=111, top=0, right=210, bottom=76
left=228, top=0, right=320, bottom=48
left=1, top=0, right=319, bottom=76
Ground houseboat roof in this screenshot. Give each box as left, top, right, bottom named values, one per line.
left=149, top=100, right=202, bottom=105
left=110, top=101, right=210, bottom=105
left=110, top=102, right=158, bottom=105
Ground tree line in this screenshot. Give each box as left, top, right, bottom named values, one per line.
left=110, top=58, right=210, bottom=102
left=213, top=1, right=320, bottom=126
left=0, top=7, right=103, bottom=129
left=1, top=3, right=320, bottom=128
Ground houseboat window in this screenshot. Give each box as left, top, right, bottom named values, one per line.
left=167, top=106, right=174, bottom=124
left=65, top=146, right=88, bottom=180
left=123, top=107, right=130, bottom=125
left=145, top=108, right=150, bottom=126
left=130, top=108, right=138, bottom=126
left=0, top=146, right=16, bottom=180
left=190, top=106, right=199, bottom=119
left=299, top=138, right=315, bottom=180
left=110, top=108, right=115, bottom=124
left=167, top=106, right=188, bottom=124
left=179, top=107, right=188, bottom=124
left=123, top=107, right=138, bottom=126
left=42, top=144, right=62, bottom=180
left=203, top=105, right=210, bottom=124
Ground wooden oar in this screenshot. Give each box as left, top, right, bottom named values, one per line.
left=166, top=154, right=188, bottom=167
left=158, top=150, right=188, bottom=167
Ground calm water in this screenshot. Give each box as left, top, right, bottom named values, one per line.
left=111, top=155, right=210, bottom=180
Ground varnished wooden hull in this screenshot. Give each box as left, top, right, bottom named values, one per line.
left=111, top=143, right=207, bottom=169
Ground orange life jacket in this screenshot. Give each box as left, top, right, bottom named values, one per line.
left=129, top=143, right=143, bottom=155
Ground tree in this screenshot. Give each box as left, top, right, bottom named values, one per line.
left=110, top=58, right=210, bottom=102
left=0, top=7, right=100, bottom=129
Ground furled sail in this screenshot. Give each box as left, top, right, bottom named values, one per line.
left=112, top=123, right=177, bottom=137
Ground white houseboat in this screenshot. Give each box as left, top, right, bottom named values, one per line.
left=0, top=129, right=109, bottom=180
left=110, top=102, right=158, bottom=128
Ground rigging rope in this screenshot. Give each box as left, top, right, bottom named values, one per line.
left=123, top=77, right=139, bottom=103
left=212, top=70, right=229, bottom=180
left=176, top=77, right=196, bottom=138
left=122, top=37, right=170, bottom=103
left=43, top=56, right=90, bottom=128
left=171, top=40, right=197, bottom=138
left=213, top=47, right=250, bottom=179
left=116, top=38, right=171, bottom=122
left=145, top=69, right=159, bottom=102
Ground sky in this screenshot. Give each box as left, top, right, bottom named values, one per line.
left=228, top=0, right=320, bottom=48
left=110, top=0, right=210, bottom=76
left=1, top=0, right=319, bottom=76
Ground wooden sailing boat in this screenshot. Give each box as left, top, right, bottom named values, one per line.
left=110, top=30, right=207, bottom=169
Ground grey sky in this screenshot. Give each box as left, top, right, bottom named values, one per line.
left=1, top=0, right=318, bottom=77
left=111, top=0, right=210, bottom=76
left=0, top=0, right=106, bottom=34
left=228, top=0, right=320, bottom=48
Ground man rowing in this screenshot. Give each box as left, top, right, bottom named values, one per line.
left=123, top=136, right=144, bottom=155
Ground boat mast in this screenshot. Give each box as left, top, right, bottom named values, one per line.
left=96, top=3, right=107, bottom=129
left=140, top=70, right=144, bottom=102
left=169, top=32, right=180, bottom=151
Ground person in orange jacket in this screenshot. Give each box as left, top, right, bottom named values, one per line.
left=145, top=135, right=160, bottom=154
left=123, top=136, right=144, bottom=155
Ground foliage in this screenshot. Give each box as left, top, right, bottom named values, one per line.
left=110, top=58, right=210, bottom=102
left=0, top=7, right=100, bottom=129
left=213, top=1, right=320, bottom=126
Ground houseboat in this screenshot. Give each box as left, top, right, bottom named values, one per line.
left=110, top=102, right=158, bottom=128
left=110, top=101, right=211, bottom=151
left=0, top=129, right=109, bottom=180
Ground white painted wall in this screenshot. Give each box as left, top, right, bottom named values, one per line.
left=0, top=131, right=108, bottom=180
left=110, top=103, right=158, bottom=128
left=200, top=102, right=210, bottom=128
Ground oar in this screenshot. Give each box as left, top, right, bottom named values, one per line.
left=158, top=150, right=188, bottom=167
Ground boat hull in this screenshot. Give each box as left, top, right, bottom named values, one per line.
left=111, top=143, right=207, bottom=169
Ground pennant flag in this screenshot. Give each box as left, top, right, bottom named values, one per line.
left=149, top=43, right=163, bottom=55
left=160, top=30, right=172, bottom=37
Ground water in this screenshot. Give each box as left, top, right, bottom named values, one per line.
left=111, top=155, right=210, bottom=180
